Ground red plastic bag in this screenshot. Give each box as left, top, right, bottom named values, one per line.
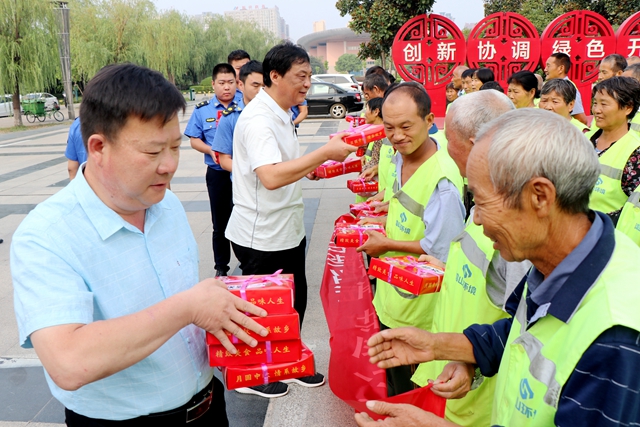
left=352, top=384, right=446, bottom=420
left=320, top=235, right=387, bottom=407
left=321, top=214, right=446, bottom=420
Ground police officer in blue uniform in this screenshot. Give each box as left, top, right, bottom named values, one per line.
left=185, top=63, right=242, bottom=276
left=212, top=60, right=264, bottom=174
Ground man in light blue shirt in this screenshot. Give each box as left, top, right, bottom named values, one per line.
left=10, top=63, right=267, bottom=425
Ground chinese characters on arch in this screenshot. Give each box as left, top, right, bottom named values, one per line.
left=391, top=10, right=640, bottom=116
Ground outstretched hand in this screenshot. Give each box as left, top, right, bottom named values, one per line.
left=367, top=327, right=437, bottom=369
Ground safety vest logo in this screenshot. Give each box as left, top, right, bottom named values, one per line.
left=515, top=378, right=537, bottom=419
left=400, top=212, right=407, bottom=223
left=462, top=264, right=472, bottom=279
left=594, top=177, right=605, bottom=195
left=455, top=264, right=477, bottom=295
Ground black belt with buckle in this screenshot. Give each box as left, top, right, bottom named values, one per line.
left=146, top=377, right=214, bottom=423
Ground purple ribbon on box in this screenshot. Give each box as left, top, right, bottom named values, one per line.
left=261, top=364, right=270, bottom=385
left=330, top=124, right=374, bottom=147
left=222, top=269, right=286, bottom=302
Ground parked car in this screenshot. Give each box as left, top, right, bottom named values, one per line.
left=0, top=94, right=14, bottom=117
left=23, top=93, right=59, bottom=111
left=312, top=74, right=361, bottom=92
left=306, top=82, right=364, bottom=119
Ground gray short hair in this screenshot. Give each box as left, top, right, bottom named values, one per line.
left=540, top=78, right=576, bottom=104
left=476, top=109, right=600, bottom=214
left=625, top=64, right=640, bottom=80
left=448, top=90, right=514, bottom=141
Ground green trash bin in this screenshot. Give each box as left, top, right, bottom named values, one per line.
left=189, top=88, right=195, bottom=101
left=22, top=99, right=45, bottom=116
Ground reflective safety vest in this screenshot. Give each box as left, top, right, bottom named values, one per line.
left=491, top=232, right=640, bottom=426
left=412, top=221, right=509, bottom=426
left=617, top=186, right=640, bottom=246
left=589, top=131, right=640, bottom=213
left=379, top=139, right=396, bottom=203
left=570, top=117, right=590, bottom=134
left=373, top=147, right=463, bottom=330
left=431, top=130, right=448, bottom=149
left=363, top=140, right=375, bottom=164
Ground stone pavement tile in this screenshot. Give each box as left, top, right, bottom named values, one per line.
left=0, top=423, right=63, bottom=427
left=32, top=398, right=65, bottom=424
left=0, top=367, right=61, bottom=423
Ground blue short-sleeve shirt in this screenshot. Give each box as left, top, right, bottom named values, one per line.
left=64, top=117, right=87, bottom=164
left=10, top=167, right=212, bottom=420
left=184, top=92, right=242, bottom=170
left=211, top=99, right=245, bottom=156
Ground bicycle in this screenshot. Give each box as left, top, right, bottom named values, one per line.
left=25, top=103, right=64, bottom=123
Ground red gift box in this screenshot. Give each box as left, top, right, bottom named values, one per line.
left=221, top=344, right=315, bottom=390
left=206, top=312, right=300, bottom=345
left=347, top=179, right=378, bottom=194
left=356, top=209, right=387, bottom=219
left=334, top=224, right=386, bottom=247
left=349, top=201, right=374, bottom=216
left=331, top=124, right=386, bottom=147
left=220, top=271, right=295, bottom=315
left=208, top=339, right=302, bottom=367
left=346, top=115, right=366, bottom=127
left=314, top=158, right=362, bottom=178
left=368, top=256, right=444, bottom=295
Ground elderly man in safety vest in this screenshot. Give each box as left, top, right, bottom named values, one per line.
left=410, top=90, right=530, bottom=426
left=356, top=108, right=640, bottom=427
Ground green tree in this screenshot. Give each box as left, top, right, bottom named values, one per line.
left=70, top=0, right=154, bottom=85
left=335, top=53, right=364, bottom=73
left=310, top=56, right=327, bottom=74
left=0, top=0, right=59, bottom=126
left=141, top=9, right=194, bottom=84
left=336, top=0, right=435, bottom=68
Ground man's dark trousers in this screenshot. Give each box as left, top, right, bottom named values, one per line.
left=206, top=166, right=233, bottom=273
left=231, top=237, right=308, bottom=327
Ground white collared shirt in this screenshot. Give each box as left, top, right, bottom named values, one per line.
left=226, top=88, right=305, bottom=251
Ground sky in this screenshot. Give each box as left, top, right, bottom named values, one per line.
left=152, top=0, right=485, bottom=42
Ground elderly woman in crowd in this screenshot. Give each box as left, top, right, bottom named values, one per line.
left=588, top=76, right=640, bottom=221
left=506, top=70, right=539, bottom=109
left=355, top=109, right=640, bottom=427
left=468, top=68, right=494, bottom=93
left=538, top=78, right=590, bottom=133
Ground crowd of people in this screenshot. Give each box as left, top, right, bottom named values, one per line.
left=9, top=39, right=640, bottom=427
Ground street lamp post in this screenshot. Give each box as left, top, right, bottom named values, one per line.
left=53, top=1, right=75, bottom=120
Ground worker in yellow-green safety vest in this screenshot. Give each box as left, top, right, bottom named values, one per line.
left=356, top=82, right=465, bottom=397
left=410, top=91, right=530, bottom=427
left=588, top=77, right=640, bottom=216
left=353, top=109, right=640, bottom=427
left=616, top=185, right=640, bottom=246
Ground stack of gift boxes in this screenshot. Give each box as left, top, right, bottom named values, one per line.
left=206, top=272, right=316, bottom=390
